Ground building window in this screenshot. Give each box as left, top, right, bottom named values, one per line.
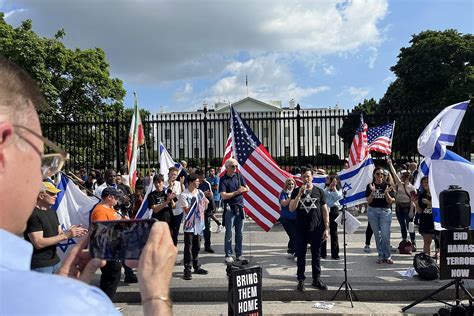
left=193, top=128, right=199, bottom=139
left=331, top=145, right=336, bottom=153
left=208, top=128, right=214, bottom=139
left=315, top=145, right=320, bottom=154
left=314, top=126, right=321, bottom=137
left=179, top=148, right=185, bottom=158
left=209, top=147, right=214, bottom=158
left=193, top=148, right=199, bottom=158
left=284, top=127, right=290, bottom=137
left=299, top=127, right=305, bottom=137
left=164, top=129, right=171, bottom=140
left=285, top=146, right=290, bottom=156
left=178, top=128, right=184, bottom=139
left=299, top=146, right=305, bottom=155
left=262, top=127, right=269, bottom=139
left=330, top=125, right=336, bottom=136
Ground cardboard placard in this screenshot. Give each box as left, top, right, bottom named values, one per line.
left=440, top=230, right=474, bottom=280
left=231, top=266, right=262, bottom=316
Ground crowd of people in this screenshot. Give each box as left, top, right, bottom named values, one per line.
left=0, top=55, right=441, bottom=316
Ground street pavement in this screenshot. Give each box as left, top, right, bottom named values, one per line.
left=92, top=211, right=474, bottom=314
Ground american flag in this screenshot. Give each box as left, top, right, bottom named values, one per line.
left=367, top=122, right=395, bottom=155
left=348, top=115, right=368, bottom=167
left=230, top=107, right=302, bottom=231
left=219, top=133, right=234, bottom=177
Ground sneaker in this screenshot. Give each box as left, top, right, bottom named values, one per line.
left=363, top=245, right=370, bottom=253
left=194, top=267, right=209, bottom=275
left=225, top=256, right=234, bottom=264
left=237, top=256, right=249, bottom=264
left=312, top=279, right=328, bottom=290
left=215, top=225, right=223, bottom=233
left=115, top=307, right=123, bottom=312
left=385, top=258, right=394, bottom=264
left=297, top=280, right=305, bottom=292
left=124, top=274, right=138, bottom=283
left=294, top=256, right=298, bottom=263
left=204, top=248, right=215, bottom=253
left=183, top=269, right=192, bottom=280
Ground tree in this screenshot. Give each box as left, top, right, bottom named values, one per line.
left=0, top=13, right=126, bottom=121
left=337, top=98, right=379, bottom=145
left=379, top=29, right=474, bottom=112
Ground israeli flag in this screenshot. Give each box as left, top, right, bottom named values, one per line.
left=430, top=150, right=474, bottom=230
left=52, top=174, right=100, bottom=260
left=312, top=174, right=327, bottom=189
left=414, top=157, right=431, bottom=189
left=159, top=142, right=181, bottom=182
left=418, top=101, right=469, bottom=159
left=337, top=156, right=375, bottom=207
left=135, top=176, right=155, bottom=219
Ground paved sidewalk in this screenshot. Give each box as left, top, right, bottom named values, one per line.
left=93, top=212, right=473, bottom=304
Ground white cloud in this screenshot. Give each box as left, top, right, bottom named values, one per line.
left=323, top=65, right=335, bottom=75
left=3, top=0, right=389, bottom=84
left=4, top=9, right=26, bottom=19
left=173, top=82, right=193, bottom=102
left=346, top=86, right=370, bottom=102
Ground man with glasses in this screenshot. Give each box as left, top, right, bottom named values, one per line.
left=219, top=158, right=249, bottom=264
left=24, top=181, right=88, bottom=273
left=0, top=57, right=177, bottom=315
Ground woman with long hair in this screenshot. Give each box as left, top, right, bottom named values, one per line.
left=279, top=178, right=298, bottom=261
left=365, top=167, right=395, bottom=264
left=417, top=176, right=437, bottom=256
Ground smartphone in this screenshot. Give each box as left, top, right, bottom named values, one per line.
left=89, top=219, right=156, bottom=260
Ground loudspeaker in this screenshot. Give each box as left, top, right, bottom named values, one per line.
left=440, top=186, right=471, bottom=230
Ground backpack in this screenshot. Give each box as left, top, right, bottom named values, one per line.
left=413, top=253, right=439, bottom=280
left=398, top=240, right=413, bottom=254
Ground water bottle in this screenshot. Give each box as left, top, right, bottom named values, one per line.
left=408, top=221, right=415, bottom=233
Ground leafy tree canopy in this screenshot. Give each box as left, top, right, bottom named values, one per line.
left=0, top=13, right=126, bottom=121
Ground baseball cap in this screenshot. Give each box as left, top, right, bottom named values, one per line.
left=101, top=187, right=124, bottom=198
left=42, top=181, right=61, bottom=194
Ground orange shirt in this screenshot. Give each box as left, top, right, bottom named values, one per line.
left=91, top=204, right=121, bottom=222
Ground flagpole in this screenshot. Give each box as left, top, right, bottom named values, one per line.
left=134, top=92, right=152, bottom=179
left=62, top=171, right=101, bottom=200
left=390, top=120, right=396, bottom=160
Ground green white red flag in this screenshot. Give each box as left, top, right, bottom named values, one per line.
left=126, top=96, right=145, bottom=190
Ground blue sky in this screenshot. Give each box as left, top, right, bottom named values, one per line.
left=2, top=0, right=473, bottom=113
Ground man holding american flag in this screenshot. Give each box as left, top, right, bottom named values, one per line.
left=219, top=158, right=249, bottom=265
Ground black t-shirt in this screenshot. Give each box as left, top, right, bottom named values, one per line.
left=365, top=182, right=392, bottom=208
left=219, top=173, right=247, bottom=206
left=24, top=207, right=61, bottom=268
left=147, top=190, right=172, bottom=224
left=198, top=180, right=215, bottom=213
left=291, top=186, right=327, bottom=231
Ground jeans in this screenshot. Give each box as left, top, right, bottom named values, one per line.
left=396, top=204, right=415, bottom=244
left=204, top=212, right=212, bottom=249
left=99, top=261, right=122, bottom=300
left=295, top=225, right=324, bottom=281
left=224, top=205, right=244, bottom=257
left=32, top=261, right=61, bottom=274
left=367, top=206, right=392, bottom=260
left=183, top=232, right=201, bottom=270
left=172, top=212, right=184, bottom=246
left=321, top=210, right=340, bottom=258
left=280, top=218, right=298, bottom=255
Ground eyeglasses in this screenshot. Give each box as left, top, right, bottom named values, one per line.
left=13, top=125, right=69, bottom=178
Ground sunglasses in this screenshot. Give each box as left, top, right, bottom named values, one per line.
left=13, top=125, right=68, bottom=178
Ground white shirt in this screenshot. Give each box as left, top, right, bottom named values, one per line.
left=0, top=229, right=119, bottom=316
left=166, top=181, right=183, bottom=216
left=177, top=189, right=205, bottom=234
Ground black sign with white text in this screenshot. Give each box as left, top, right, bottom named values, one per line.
left=440, top=230, right=474, bottom=280
left=231, top=266, right=262, bottom=316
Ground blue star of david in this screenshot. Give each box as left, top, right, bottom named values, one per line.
left=57, top=224, right=76, bottom=253
left=342, top=182, right=352, bottom=192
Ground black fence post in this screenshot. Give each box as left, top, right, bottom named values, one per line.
left=203, top=106, right=208, bottom=170
left=115, top=108, right=121, bottom=170
left=296, top=103, right=301, bottom=166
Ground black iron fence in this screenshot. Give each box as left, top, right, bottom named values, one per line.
left=41, top=106, right=473, bottom=173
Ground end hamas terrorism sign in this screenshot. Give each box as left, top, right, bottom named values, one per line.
left=440, top=230, right=474, bottom=279
left=231, top=266, right=262, bottom=316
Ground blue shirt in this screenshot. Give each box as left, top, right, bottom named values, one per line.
left=207, top=176, right=220, bottom=202
left=324, top=187, right=343, bottom=209
left=219, top=173, right=246, bottom=206
left=279, top=191, right=296, bottom=220
left=0, top=229, right=119, bottom=316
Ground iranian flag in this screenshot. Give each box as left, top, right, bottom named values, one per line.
left=126, top=96, right=145, bottom=190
